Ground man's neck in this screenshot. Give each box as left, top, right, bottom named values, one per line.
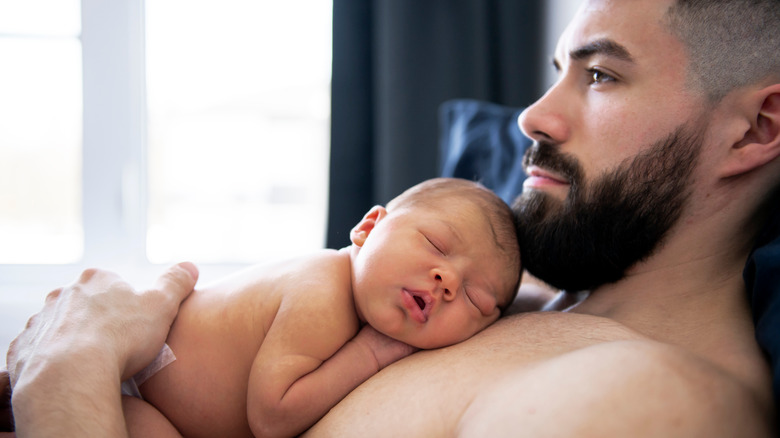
left=573, top=183, right=759, bottom=335
left=572, top=251, right=749, bottom=342
left=568, top=218, right=771, bottom=397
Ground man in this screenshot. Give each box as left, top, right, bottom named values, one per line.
left=6, top=0, right=780, bottom=435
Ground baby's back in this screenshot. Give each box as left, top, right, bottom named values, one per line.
left=138, top=251, right=345, bottom=437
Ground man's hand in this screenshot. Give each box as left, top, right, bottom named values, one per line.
left=5, top=262, right=198, bottom=437
left=352, top=325, right=418, bottom=370
left=7, top=262, right=198, bottom=385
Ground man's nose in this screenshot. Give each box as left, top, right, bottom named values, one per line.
left=518, top=81, right=572, bottom=145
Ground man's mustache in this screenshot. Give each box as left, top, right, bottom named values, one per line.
left=522, top=141, right=583, bottom=186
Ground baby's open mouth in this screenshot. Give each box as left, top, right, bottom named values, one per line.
left=414, top=295, right=426, bottom=311
left=402, top=289, right=432, bottom=324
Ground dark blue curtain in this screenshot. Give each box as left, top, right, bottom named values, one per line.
left=327, top=0, right=543, bottom=248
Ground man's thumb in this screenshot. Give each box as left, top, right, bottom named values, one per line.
left=153, top=262, right=199, bottom=301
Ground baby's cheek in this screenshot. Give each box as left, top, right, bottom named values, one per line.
left=480, top=314, right=501, bottom=330
left=470, top=315, right=498, bottom=336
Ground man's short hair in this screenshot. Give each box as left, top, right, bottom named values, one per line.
left=666, top=0, right=780, bottom=101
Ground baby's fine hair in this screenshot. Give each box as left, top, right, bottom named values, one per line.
left=387, top=178, right=521, bottom=281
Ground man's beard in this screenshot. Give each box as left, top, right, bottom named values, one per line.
left=512, top=125, right=704, bottom=292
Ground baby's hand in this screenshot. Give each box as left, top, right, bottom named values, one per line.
left=354, top=325, right=418, bottom=370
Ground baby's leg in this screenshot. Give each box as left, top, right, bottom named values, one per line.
left=1, top=369, right=12, bottom=432
left=122, top=395, right=181, bottom=437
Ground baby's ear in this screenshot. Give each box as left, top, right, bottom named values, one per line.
left=721, top=84, right=780, bottom=178
left=350, top=206, right=387, bottom=247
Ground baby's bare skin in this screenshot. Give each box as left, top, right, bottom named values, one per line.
left=131, top=183, right=520, bottom=437
left=139, top=250, right=355, bottom=437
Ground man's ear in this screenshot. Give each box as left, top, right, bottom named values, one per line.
left=350, top=206, right=387, bottom=247
left=721, top=84, right=780, bottom=178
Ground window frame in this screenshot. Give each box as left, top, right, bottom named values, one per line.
left=0, top=0, right=248, bottom=293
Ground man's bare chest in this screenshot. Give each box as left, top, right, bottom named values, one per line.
left=306, top=312, right=645, bottom=437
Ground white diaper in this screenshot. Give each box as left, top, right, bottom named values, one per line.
left=120, top=343, right=176, bottom=399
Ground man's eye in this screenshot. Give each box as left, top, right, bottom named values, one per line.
left=587, top=68, right=615, bottom=85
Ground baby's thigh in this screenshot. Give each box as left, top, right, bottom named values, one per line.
left=122, top=395, right=182, bottom=438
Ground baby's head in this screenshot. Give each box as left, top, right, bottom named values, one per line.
left=349, top=177, right=521, bottom=349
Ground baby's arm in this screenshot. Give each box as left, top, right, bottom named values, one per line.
left=246, top=301, right=415, bottom=438
left=351, top=325, right=419, bottom=370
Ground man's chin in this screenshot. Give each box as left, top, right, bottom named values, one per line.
left=513, top=190, right=565, bottom=221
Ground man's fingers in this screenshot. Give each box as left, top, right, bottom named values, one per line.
left=44, top=288, right=62, bottom=304
left=152, top=262, right=199, bottom=305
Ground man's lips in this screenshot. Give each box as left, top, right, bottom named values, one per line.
left=401, top=289, right=432, bottom=324
left=523, top=165, right=570, bottom=190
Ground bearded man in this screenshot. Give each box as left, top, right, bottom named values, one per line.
left=5, top=0, right=780, bottom=436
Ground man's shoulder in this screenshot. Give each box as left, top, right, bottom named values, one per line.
left=460, top=336, right=774, bottom=437
left=306, top=311, right=774, bottom=437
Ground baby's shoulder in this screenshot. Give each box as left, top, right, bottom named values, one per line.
left=270, top=250, right=360, bottom=338
left=283, top=248, right=352, bottom=284
left=276, top=249, right=354, bottom=308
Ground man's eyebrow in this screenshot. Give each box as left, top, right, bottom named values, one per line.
left=552, top=39, right=634, bottom=72
left=570, top=38, right=635, bottom=64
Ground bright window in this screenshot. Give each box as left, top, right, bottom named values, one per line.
left=0, top=1, right=83, bottom=264
left=0, top=0, right=332, bottom=280
left=145, top=0, right=331, bottom=264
